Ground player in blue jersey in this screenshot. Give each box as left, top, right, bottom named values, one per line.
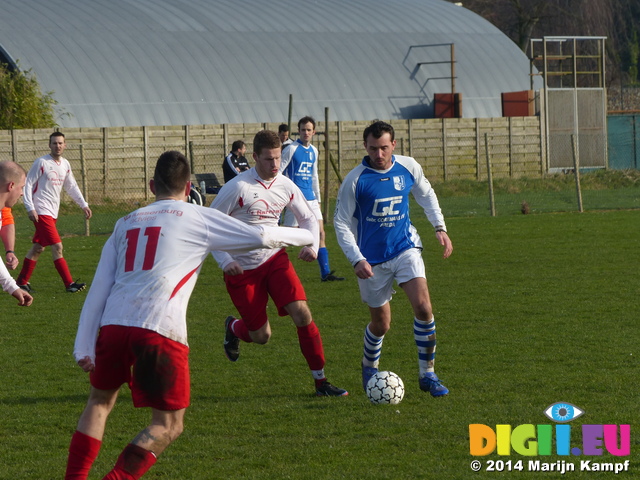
left=333, top=120, right=453, bottom=397
left=280, top=116, right=343, bottom=282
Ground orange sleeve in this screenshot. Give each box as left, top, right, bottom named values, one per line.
left=1, top=207, right=14, bottom=226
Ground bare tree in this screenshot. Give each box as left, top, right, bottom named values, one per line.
left=462, top=0, right=640, bottom=84
left=463, top=0, right=557, bottom=52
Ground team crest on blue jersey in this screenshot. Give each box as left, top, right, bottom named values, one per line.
left=393, top=176, right=406, bottom=191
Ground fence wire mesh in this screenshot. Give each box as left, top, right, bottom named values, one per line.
left=2, top=120, right=639, bottom=239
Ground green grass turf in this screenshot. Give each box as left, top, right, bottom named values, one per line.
left=0, top=209, right=638, bottom=478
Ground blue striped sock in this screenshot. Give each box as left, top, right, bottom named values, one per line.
left=363, top=325, right=384, bottom=368
left=414, top=317, right=436, bottom=375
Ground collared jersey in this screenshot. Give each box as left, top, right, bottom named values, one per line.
left=334, top=155, right=446, bottom=266
left=280, top=139, right=320, bottom=202
left=211, top=168, right=319, bottom=271
left=23, top=154, right=88, bottom=218
left=73, top=200, right=313, bottom=363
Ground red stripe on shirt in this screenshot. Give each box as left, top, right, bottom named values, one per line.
left=169, top=263, right=201, bottom=300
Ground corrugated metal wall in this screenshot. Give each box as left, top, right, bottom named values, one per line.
left=0, top=0, right=540, bottom=128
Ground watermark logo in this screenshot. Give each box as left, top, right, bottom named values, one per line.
left=468, top=403, right=631, bottom=474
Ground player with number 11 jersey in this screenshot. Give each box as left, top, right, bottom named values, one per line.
left=74, top=188, right=313, bottom=364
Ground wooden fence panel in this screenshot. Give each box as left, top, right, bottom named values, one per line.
left=1, top=117, right=543, bottom=205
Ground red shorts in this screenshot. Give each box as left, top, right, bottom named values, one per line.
left=32, top=215, right=61, bottom=246
left=90, top=325, right=190, bottom=410
left=224, top=249, right=306, bottom=331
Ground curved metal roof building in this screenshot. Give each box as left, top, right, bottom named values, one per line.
left=0, top=0, right=541, bottom=128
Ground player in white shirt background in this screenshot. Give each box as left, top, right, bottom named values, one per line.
left=66, top=150, right=314, bottom=479
left=280, top=116, right=344, bottom=282
left=17, top=132, right=91, bottom=293
left=0, top=161, right=32, bottom=307
left=334, top=121, right=453, bottom=398
left=211, top=129, right=348, bottom=397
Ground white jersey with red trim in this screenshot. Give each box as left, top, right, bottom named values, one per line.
left=73, top=199, right=314, bottom=363
left=210, top=168, right=319, bottom=271
left=22, top=154, right=88, bottom=218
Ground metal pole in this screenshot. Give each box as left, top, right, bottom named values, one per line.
left=102, top=127, right=108, bottom=197
left=80, top=143, right=90, bottom=236
left=11, top=129, right=18, bottom=164
left=508, top=117, right=513, bottom=178
left=543, top=38, right=550, bottom=173
left=337, top=121, right=342, bottom=176
left=571, top=134, right=584, bottom=213
left=451, top=43, right=456, bottom=94
left=485, top=133, right=496, bottom=217
left=323, top=107, right=330, bottom=223
left=143, top=126, right=149, bottom=202
left=601, top=38, right=609, bottom=169
left=189, top=141, right=195, bottom=174
left=529, top=38, right=534, bottom=91
left=573, top=38, right=578, bottom=89
left=442, top=119, right=447, bottom=181
left=223, top=124, right=229, bottom=156
left=475, top=118, right=481, bottom=180
left=408, top=119, right=413, bottom=158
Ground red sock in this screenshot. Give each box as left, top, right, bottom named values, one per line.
left=230, top=318, right=253, bottom=343
left=102, top=444, right=157, bottom=480
left=297, top=321, right=325, bottom=371
left=17, top=257, right=37, bottom=285
left=54, top=257, right=74, bottom=286
left=65, top=430, right=102, bottom=480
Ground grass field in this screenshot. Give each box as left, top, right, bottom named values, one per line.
left=0, top=208, right=638, bottom=479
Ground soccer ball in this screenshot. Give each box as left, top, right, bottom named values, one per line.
left=365, top=371, right=405, bottom=405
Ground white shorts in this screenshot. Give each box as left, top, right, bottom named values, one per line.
left=357, top=248, right=426, bottom=308
left=282, top=199, right=322, bottom=227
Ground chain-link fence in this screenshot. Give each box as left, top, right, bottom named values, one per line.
left=608, top=84, right=640, bottom=113
left=3, top=117, right=639, bottom=239
left=429, top=132, right=639, bottom=218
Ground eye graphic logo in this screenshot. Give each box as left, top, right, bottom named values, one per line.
left=543, top=402, right=584, bottom=423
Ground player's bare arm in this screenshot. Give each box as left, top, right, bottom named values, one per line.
left=436, top=231, right=453, bottom=259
